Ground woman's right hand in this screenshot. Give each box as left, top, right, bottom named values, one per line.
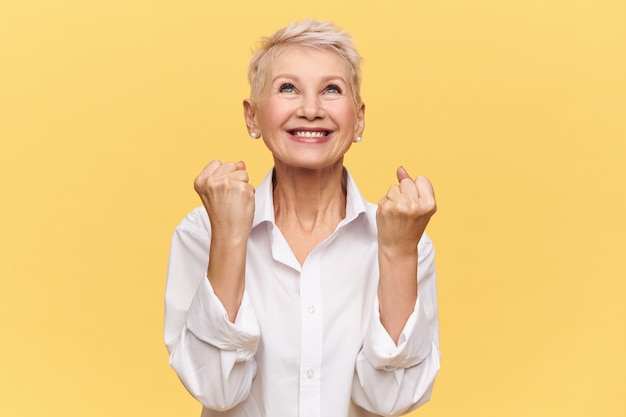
left=193, top=160, right=255, bottom=244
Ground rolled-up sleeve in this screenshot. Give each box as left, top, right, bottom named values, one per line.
left=164, top=209, right=260, bottom=411
left=185, top=278, right=260, bottom=362
left=353, top=235, right=441, bottom=416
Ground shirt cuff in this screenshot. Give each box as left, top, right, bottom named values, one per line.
left=186, top=277, right=260, bottom=362
left=363, top=295, right=434, bottom=371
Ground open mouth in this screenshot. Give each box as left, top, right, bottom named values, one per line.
left=289, top=130, right=331, bottom=138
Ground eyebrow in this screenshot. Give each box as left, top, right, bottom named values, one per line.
left=272, top=74, right=347, bottom=84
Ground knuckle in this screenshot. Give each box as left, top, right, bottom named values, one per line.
left=222, top=161, right=236, bottom=170
left=205, top=175, right=220, bottom=189
left=193, top=176, right=205, bottom=192
left=424, top=197, right=437, bottom=210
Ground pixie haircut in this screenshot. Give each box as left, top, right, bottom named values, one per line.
left=247, top=20, right=363, bottom=105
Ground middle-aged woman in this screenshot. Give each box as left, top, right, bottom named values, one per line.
left=165, top=20, right=440, bottom=417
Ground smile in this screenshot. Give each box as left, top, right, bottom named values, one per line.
left=290, top=130, right=330, bottom=138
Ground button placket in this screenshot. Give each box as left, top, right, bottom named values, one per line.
left=299, top=252, right=323, bottom=417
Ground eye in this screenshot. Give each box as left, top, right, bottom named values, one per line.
left=325, top=84, right=342, bottom=94
left=279, top=83, right=295, bottom=93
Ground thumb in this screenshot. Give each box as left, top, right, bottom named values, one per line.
left=396, top=166, right=413, bottom=183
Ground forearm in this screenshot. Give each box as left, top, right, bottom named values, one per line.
left=195, top=159, right=255, bottom=322
left=207, top=234, right=248, bottom=322
left=354, top=236, right=440, bottom=416
left=166, top=223, right=260, bottom=410
left=376, top=167, right=436, bottom=344
left=377, top=245, right=418, bottom=344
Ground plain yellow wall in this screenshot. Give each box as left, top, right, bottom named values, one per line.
left=1, top=0, right=625, bottom=416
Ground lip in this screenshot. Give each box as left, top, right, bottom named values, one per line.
left=286, top=128, right=334, bottom=144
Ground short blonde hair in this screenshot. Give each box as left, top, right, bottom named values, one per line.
left=248, top=20, right=363, bottom=104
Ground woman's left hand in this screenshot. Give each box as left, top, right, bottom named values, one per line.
left=376, top=166, right=437, bottom=342
left=376, top=166, right=437, bottom=255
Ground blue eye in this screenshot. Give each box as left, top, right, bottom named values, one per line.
left=279, top=83, right=295, bottom=93
left=326, top=84, right=342, bottom=94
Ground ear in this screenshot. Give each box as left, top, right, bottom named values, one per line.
left=355, top=101, right=366, bottom=137
left=243, top=99, right=259, bottom=136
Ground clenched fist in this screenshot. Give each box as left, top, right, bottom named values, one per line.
left=194, top=160, right=255, bottom=244
left=377, top=166, right=437, bottom=254
left=376, top=166, right=436, bottom=341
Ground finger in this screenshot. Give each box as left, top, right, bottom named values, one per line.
left=415, top=176, right=435, bottom=198
left=194, top=160, right=248, bottom=192
left=385, top=184, right=401, bottom=201
left=215, top=161, right=239, bottom=174
left=229, top=169, right=250, bottom=183
left=415, top=176, right=437, bottom=213
left=399, top=176, right=420, bottom=200
left=396, top=166, right=412, bottom=183
left=199, top=159, right=223, bottom=177
left=395, top=166, right=419, bottom=200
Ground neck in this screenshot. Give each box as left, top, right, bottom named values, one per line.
left=272, top=160, right=346, bottom=231
left=271, top=159, right=347, bottom=264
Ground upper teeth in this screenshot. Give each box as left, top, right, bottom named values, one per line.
left=294, top=131, right=326, bottom=138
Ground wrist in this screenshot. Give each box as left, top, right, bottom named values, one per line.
left=378, top=239, right=419, bottom=259
left=210, top=228, right=251, bottom=248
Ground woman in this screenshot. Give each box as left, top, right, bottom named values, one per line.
left=165, top=20, right=440, bottom=417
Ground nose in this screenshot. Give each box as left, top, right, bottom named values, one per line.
left=296, top=93, right=325, bottom=120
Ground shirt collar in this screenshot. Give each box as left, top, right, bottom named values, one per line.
left=252, top=169, right=276, bottom=228
left=252, top=168, right=372, bottom=229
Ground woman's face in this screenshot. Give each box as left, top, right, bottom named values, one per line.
left=245, top=46, right=365, bottom=172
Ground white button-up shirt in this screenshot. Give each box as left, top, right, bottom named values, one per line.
left=164, top=169, right=440, bottom=417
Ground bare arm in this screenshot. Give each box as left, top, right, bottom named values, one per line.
left=193, top=160, right=255, bottom=322
left=165, top=207, right=260, bottom=411
left=376, top=166, right=436, bottom=343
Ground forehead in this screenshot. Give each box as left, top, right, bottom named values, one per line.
left=268, top=46, right=351, bottom=81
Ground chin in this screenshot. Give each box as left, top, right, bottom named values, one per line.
left=281, top=157, right=345, bottom=172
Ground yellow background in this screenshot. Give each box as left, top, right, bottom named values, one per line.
left=1, top=0, right=624, bottom=416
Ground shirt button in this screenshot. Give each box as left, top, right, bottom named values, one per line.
left=306, top=369, right=315, bottom=379
left=308, top=305, right=316, bottom=314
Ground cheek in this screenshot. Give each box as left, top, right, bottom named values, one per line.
left=334, top=104, right=358, bottom=128
left=258, top=100, right=291, bottom=128
left=257, top=105, right=274, bottom=126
